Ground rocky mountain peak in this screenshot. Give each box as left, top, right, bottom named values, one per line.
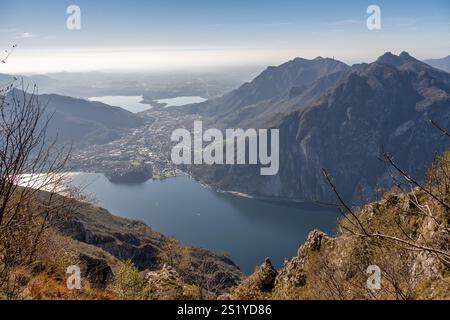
left=399, top=51, right=412, bottom=58
left=193, top=55, right=349, bottom=120
left=376, top=51, right=421, bottom=68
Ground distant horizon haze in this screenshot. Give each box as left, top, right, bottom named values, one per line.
left=1, top=46, right=449, bottom=75
left=0, top=0, right=449, bottom=73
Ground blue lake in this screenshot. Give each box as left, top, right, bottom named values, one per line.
left=88, top=95, right=152, bottom=113
left=87, top=95, right=207, bottom=112
left=72, top=173, right=340, bottom=274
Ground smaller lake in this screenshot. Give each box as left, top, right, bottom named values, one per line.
left=88, top=95, right=207, bottom=113
left=156, top=96, right=207, bottom=107
left=72, top=173, right=340, bottom=274
left=88, top=95, right=152, bottom=113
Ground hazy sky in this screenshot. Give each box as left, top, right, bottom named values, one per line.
left=1, top=0, right=449, bottom=73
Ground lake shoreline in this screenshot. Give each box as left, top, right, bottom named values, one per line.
left=70, top=169, right=336, bottom=211
left=188, top=174, right=335, bottom=211
left=70, top=172, right=341, bottom=274
left=88, top=95, right=207, bottom=113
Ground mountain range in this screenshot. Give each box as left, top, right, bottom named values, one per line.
left=185, top=52, right=450, bottom=203
left=424, top=55, right=450, bottom=73
left=3, top=52, right=449, bottom=204
left=183, top=56, right=349, bottom=128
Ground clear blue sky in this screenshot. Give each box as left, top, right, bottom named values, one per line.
left=1, top=0, right=449, bottom=73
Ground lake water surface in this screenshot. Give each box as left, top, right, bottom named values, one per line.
left=72, top=173, right=339, bottom=274
left=88, top=95, right=207, bottom=112
left=88, top=95, right=152, bottom=113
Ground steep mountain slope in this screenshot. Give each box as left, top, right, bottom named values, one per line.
left=424, top=55, right=450, bottom=73
left=183, top=57, right=349, bottom=127
left=7, top=90, right=144, bottom=147
left=188, top=52, right=450, bottom=203
left=35, top=189, right=243, bottom=294
left=42, top=94, right=144, bottom=146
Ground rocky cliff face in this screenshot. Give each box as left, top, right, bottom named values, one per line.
left=189, top=52, right=450, bottom=204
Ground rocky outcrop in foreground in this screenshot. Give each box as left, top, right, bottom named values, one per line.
left=230, top=158, right=450, bottom=300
